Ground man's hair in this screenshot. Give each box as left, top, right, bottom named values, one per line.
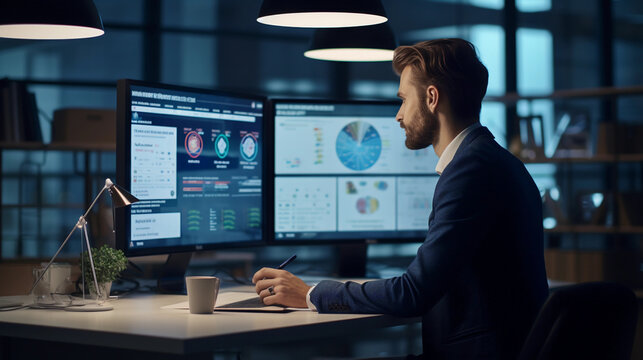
left=393, top=38, right=489, bottom=121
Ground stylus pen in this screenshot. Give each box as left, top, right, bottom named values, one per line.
left=277, top=254, right=297, bottom=269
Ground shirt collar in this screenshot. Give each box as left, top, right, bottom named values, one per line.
left=435, top=122, right=481, bottom=175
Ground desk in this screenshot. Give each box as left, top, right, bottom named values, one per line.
left=0, top=289, right=420, bottom=359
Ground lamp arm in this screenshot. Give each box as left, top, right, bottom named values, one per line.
left=28, top=184, right=110, bottom=295
left=82, top=184, right=110, bottom=220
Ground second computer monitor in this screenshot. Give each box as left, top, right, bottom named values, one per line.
left=273, top=100, right=440, bottom=243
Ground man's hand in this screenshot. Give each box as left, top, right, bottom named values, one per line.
left=252, top=267, right=311, bottom=308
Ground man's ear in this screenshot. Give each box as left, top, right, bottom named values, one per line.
left=426, top=85, right=439, bottom=113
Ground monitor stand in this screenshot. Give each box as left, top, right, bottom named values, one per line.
left=157, top=252, right=192, bottom=294
left=336, top=243, right=367, bottom=278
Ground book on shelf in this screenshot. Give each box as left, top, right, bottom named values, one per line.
left=24, top=92, right=43, bottom=142
left=597, top=122, right=643, bottom=156
left=617, top=192, right=643, bottom=227
left=551, top=111, right=593, bottom=159
left=0, top=78, right=43, bottom=142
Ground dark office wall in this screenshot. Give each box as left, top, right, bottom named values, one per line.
left=550, top=1, right=601, bottom=90
left=1, top=0, right=643, bottom=265
left=614, top=1, right=643, bottom=123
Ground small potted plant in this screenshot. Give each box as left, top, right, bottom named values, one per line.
left=81, top=245, right=128, bottom=300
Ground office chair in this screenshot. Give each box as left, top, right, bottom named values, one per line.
left=518, top=282, right=638, bottom=360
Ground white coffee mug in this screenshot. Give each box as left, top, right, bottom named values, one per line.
left=185, top=276, right=220, bottom=314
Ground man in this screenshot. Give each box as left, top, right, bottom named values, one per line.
left=253, top=38, right=548, bottom=359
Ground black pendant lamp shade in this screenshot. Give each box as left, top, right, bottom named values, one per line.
left=0, top=0, right=104, bottom=39
left=304, top=23, right=397, bottom=62
left=257, top=0, right=388, bottom=28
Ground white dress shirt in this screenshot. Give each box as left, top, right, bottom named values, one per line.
left=305, top=122, right=482, bottom=311
left=434, top=122, right=481, bottom=175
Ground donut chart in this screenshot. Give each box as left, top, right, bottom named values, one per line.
left=215, top=134, right=229, bottom=158
left=336, top=121, right=381, bottom=171
left=185, top=131, right=203, bottom=158
left=240, top=133, right=258, bottom=161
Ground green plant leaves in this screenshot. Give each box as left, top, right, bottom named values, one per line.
left=82, top=245, right=128, bottom=285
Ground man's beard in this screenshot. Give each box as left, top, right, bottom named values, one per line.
left=405, top=97, right=439, bottom=150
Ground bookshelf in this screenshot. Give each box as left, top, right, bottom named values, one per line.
left=495, top=86, right=643, bottom=288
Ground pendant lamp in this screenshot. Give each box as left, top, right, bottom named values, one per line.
left=257, top=0, right=388, bottom=28
left=304, top=23, right=397, bottom=62
left=0, top=0, right=104, bottom=40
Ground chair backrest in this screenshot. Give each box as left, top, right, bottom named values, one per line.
left=518, top=282, right=638, bottom=360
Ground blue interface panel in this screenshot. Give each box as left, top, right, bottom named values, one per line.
left=124, top=84, right=264, bottom=252
left=273, top=101, right=439, bottom=242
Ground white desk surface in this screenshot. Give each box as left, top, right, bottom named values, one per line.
left=0, top=288, right=419, bottom=355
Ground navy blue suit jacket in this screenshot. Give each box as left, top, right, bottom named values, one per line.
left=310, top=126, right=548, bottom=359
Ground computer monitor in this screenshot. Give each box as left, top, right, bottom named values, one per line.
left=271, top=99, right=440, bottom=245
left=116, top=80, right=265, bottom=287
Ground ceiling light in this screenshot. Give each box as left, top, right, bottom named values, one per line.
left=257, top=0, right=388, bottom=28
left=0, top=0, right=104, bottom=40
left=304, top=24, right=397, bottom=62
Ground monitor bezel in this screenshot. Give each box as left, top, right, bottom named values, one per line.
left=268, top=98, right=433, bottom=246
left=116, top=79, right=269, bottom=257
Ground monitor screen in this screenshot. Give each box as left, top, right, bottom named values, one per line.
left=116, top=80, right=265, bottom=256
left=272, top=100, right=440, bottom=243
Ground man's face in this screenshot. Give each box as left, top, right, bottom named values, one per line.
left=396, top=66, right=439, bottom=150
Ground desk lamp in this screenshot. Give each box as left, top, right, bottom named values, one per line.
left=29, top=178, right=138, bottom=312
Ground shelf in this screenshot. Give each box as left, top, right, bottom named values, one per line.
left=521, top=154, right=643, bottom=164
left=484, top=85, right=643, bottom=103
left=1, top=204, right=85, bottom=209
left=545, top=225, right=643, bottom=234
left=0, top=142, right=115, bottom=151
left=1, top=173, right=108, bottom=178
left=616, top=154, right=643, bottom=162
left=620, top=226, right=643, bottom=234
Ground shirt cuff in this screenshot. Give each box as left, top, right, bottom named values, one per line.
left=306, top=285, right=318, bottom=311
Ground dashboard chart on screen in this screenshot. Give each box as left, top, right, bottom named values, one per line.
left=273, top=100, right=440, bottom=242
left=117, top=80, right=265, bottom=256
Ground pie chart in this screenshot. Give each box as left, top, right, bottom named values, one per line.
left=356, top=196, right=379, bottom=214
left=336, top=121, right=382, bottom=171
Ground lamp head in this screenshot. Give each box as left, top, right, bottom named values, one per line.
left=105, top=178, right=139, bottom=208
